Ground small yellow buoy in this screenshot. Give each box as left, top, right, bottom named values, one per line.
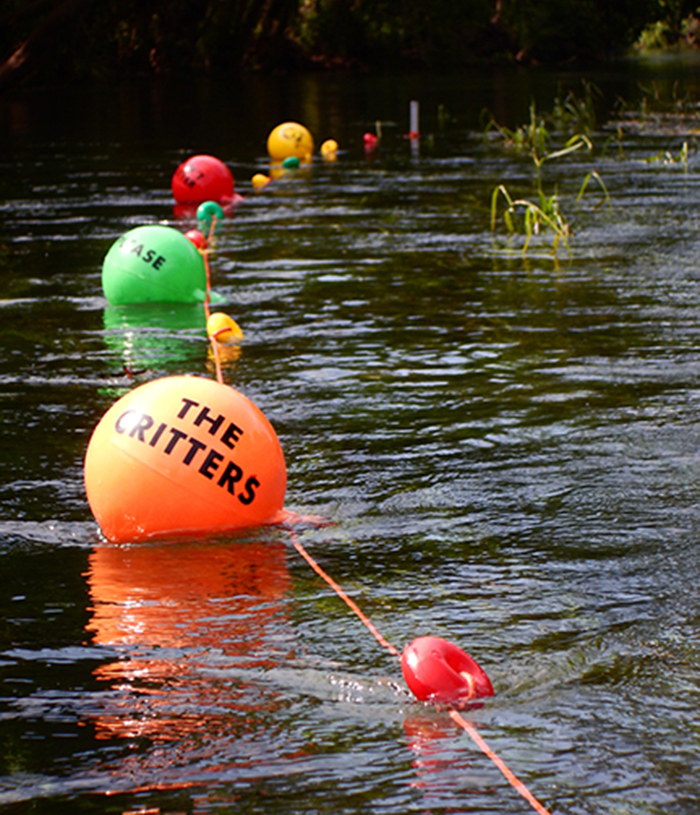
left=251, top=172, right=271, bottom=189
left=207, top=312, right=244, bottom=343
left=320, top=139, right=339, bottom=160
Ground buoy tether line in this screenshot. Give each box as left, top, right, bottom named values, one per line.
left=292, top=534, right=400, bottom=658
left=194, top=211, right=225, bottom=385
left=200, top=233, right=224, bottom=384
left=290, top=530, right=552, bottom=815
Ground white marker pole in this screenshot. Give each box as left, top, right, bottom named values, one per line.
left=410, top=99, right=420, bottom=157
left=410, top=100, right=420, bottom=136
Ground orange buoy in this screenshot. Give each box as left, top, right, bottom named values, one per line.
left=84, top=375, right=287, bottom=542
left=401, top=636, right=494, bottom=704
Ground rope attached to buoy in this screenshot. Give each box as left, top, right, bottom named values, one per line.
left=198, top=216, right=224, bottom=385
left=291, top=531, right=552, bottom=815
left=293, top=536, right=400, bottom=658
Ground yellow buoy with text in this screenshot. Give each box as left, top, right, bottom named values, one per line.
left=84, top=376, right=287, bottom=542
left=267, top=122, right=314, bottom=163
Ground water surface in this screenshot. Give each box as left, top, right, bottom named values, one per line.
left=0, top=62, right=699, bottom=814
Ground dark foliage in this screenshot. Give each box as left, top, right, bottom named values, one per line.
left=0, top=0, right=697, bottom=90
left=498, top=0, right=671, bottom=62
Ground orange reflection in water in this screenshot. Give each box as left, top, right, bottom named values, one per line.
left=85, top=538, right=290, bottom=743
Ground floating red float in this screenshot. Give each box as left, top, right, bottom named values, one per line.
left=401, top=635, right=493, bottom=704
left=184, top=229, right=206, bottom=249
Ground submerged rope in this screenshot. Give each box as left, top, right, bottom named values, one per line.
left=291, top=531, right=552, bottom=815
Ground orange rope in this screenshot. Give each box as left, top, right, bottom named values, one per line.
left=199, top=218, right=223, bottom=385
left=449, top=710, right=552, bottom=815
left=293, top=538, right=400, bottom=657
left=290, top=532, right=552, bottom=815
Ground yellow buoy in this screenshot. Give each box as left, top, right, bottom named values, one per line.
left=320, top=139, right=339, bottom=159
left=207, top=312, right=244, bottom=343
left=251, top=172, right=271, bottom=189
left=267, top=122, right=314, bottom=163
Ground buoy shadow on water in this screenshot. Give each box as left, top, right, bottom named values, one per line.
left=85, top=537, right=290, bottom=740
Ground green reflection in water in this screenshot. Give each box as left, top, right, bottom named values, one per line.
left=102, top=302, right=208, bottom=374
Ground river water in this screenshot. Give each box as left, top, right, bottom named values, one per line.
left=0, top=59, right=699, bottom=814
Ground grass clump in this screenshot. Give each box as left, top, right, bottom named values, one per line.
left=484, top=91, right=611, bottom=257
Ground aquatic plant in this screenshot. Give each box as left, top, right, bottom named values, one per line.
left=490, top=183, right=571, bottom=256
left=483, top=102, right=549, bottom=156
left=644, top=140, right=690, bottom=169
left=488, top=112, right=610, bottom=256
left=550, top=80, right=600, bottom=135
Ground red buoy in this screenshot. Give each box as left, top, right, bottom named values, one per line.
left=172, top=154, right=234, bottom=204
left=401, top=636, right=494, bottom=704
left=184, top=229, right=207, bottom=249
left=363, top=133, right=378, bottom=151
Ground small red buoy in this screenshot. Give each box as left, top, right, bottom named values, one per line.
left=185, top=229, right=206, bottom=249
left=172, top=154, right=234, bottom=204
left=401, top=636, right=494, bottom=704
left=363, top=132, right=378, bottom=151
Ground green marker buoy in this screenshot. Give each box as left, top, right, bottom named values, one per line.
left=197, top=200, right=225, bottom=224
left=102, top=225, right=209, bottom=306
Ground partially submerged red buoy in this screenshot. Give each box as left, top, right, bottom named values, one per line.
left=401, top=635, right=494, bottom=704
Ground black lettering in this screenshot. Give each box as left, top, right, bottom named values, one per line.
left=129, top=413, right=154, bottom=441
left=194, top=406, right=224, bottom=435
left=130, top=243, right=144, bottom=257
left=149, top=422, right=167, bottom=447
left=164, top=427, right=187, bottom=454
left=153, top=255, right=166, bottom=270
left=199, top=449, right=223, bottom=479
left=115, top=409, right=137, bottom=434
left=221, top=422, right=244, bottom=450
left=143, top=249, right=155, bottom=263
left=178, top=398, right=199, bottom=419
left=114, top=410, right=153, bottom=442
left=183, top=437, right=207, bottom=465
left=238, top=476, right=260, bottom=505
left=217, top=460, right=243, bottom=494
